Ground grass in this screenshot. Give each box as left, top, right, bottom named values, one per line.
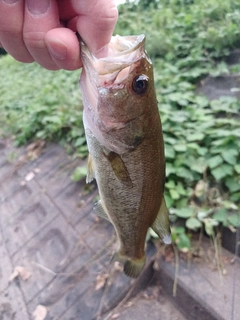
left=0, top=56, right=86, bottom=155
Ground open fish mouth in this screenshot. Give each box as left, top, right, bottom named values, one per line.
left=80, top=34, right=149, bottom=85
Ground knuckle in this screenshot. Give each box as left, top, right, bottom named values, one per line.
left=23, top=31, right=46, bottom=49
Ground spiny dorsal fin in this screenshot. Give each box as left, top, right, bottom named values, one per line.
left=151, top=197, right=172, bottom=244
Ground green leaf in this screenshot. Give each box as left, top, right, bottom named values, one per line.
left=197, top=210, right=210, bottom=221
left=189, top=157, right=206, bottom=173
left=165, top=180, right=175, bottom=189
left=187, top=133, right=205, bottom=142
left=173, top=227, right=185, bottom=234
left=221, top=149, right=238, bottom=165
left=164, top=193, right=174, bottom=208
left=169, top=189, right=180, bottom=200
left=166, top=164, right=176, bottom=177
left=175, top=167, right=194, bottom=180
left=173, top=207, right=195, bottom=218
left=173, top=144, right=187, bottom=152
left=176, top=233, right=191, bottom=252
left=74, top=137, right=86, bottom=147
left=234, top=164, right=240, bottom=174
left=211, top=164, right=233, bottom=180
left=71, top=166, right=87, bottom=182
left=42, top=115, right=63, bottom=124
left=204, top=218, right=219, bottom=236
left=227, top=214, right=240, bottom=228
left=186, top=217, right=202, bottom=230
left=207, top=155, right=223, bottom=169
left=176, top=182, right=187, bottom=195
left=213, top=208, right=227, bottom=222
left=225, top=177, right=240, bottom=193
left=175, top=197, right=189, bottom=208
left=221, top=201, right=238, bottom=210
left=197, top=147, right=208, bottom=156
left=230, top=192, right=240, bottom=202
left=165, top=144, right=175, bottom=159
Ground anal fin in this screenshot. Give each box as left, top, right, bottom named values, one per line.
left=151, top=197, right=172, bottom=244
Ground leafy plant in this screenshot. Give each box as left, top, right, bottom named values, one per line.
left=0, top=55, right=86, bottom=156
left=116, top=0, right=240, bottom=244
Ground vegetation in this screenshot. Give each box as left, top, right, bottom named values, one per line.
left=0, top=0, right=240, bottom=250
left=117, top=0, right=240, bottom=251
left=0, top=57, right=87, bottom=155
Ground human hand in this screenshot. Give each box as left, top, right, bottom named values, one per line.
left=0, top=0, right=118, bottom=70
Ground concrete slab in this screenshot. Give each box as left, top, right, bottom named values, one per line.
left=155, top=241, right=240, bottom=320
left=107, top=293, right=186, bottom=320
left=28, top=260, right=105, bottom=320
left=11, top=213, right=81, bottom=304
left=54, top=180, right=96, bottom=221
left=17, top=144, right=70, bottom=180
left=0, top=229, right=13, bottom=294
left=0, top=284, right=30, bottom=320
left=1, top=192, right=59, bottom=257
left=196, top=74, right=240, bottom=100
left=0, top=139, right=185, bottom=320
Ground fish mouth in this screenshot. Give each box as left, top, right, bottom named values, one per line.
left=80, top=34, right=147, bottom=85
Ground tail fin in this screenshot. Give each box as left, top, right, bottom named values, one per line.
left=112, top=252, right=146, bottom=278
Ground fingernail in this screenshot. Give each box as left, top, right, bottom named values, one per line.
left=3, top=0, right=19, bottom=4
left=26, top=0, right=50, bottom=15
left=47, top=40, right=67, bottom=60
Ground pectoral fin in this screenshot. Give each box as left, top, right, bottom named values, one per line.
left=151, top=197, right=172, bottom=244
left=86, top=153, right=95, bottom=183
left=103, top=151, right=133, bottom=187
left=93, top=200, right=109, bottom=221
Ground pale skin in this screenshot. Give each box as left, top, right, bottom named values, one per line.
left=0, top=0, right=118, bottom=70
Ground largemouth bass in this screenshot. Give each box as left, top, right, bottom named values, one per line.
left=80, top=34, right=171, bottom=278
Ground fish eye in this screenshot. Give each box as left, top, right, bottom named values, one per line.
left=132, top=75, right=149, bottom=95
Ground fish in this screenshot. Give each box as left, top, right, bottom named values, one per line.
left=80, top=34, right=171, bottom=278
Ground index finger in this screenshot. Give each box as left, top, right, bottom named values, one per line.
left=23, top=0, right=60, bottom=69
left=66, top=0, right=118, bottom=56
left=0, top=0, right=33, bottom=62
